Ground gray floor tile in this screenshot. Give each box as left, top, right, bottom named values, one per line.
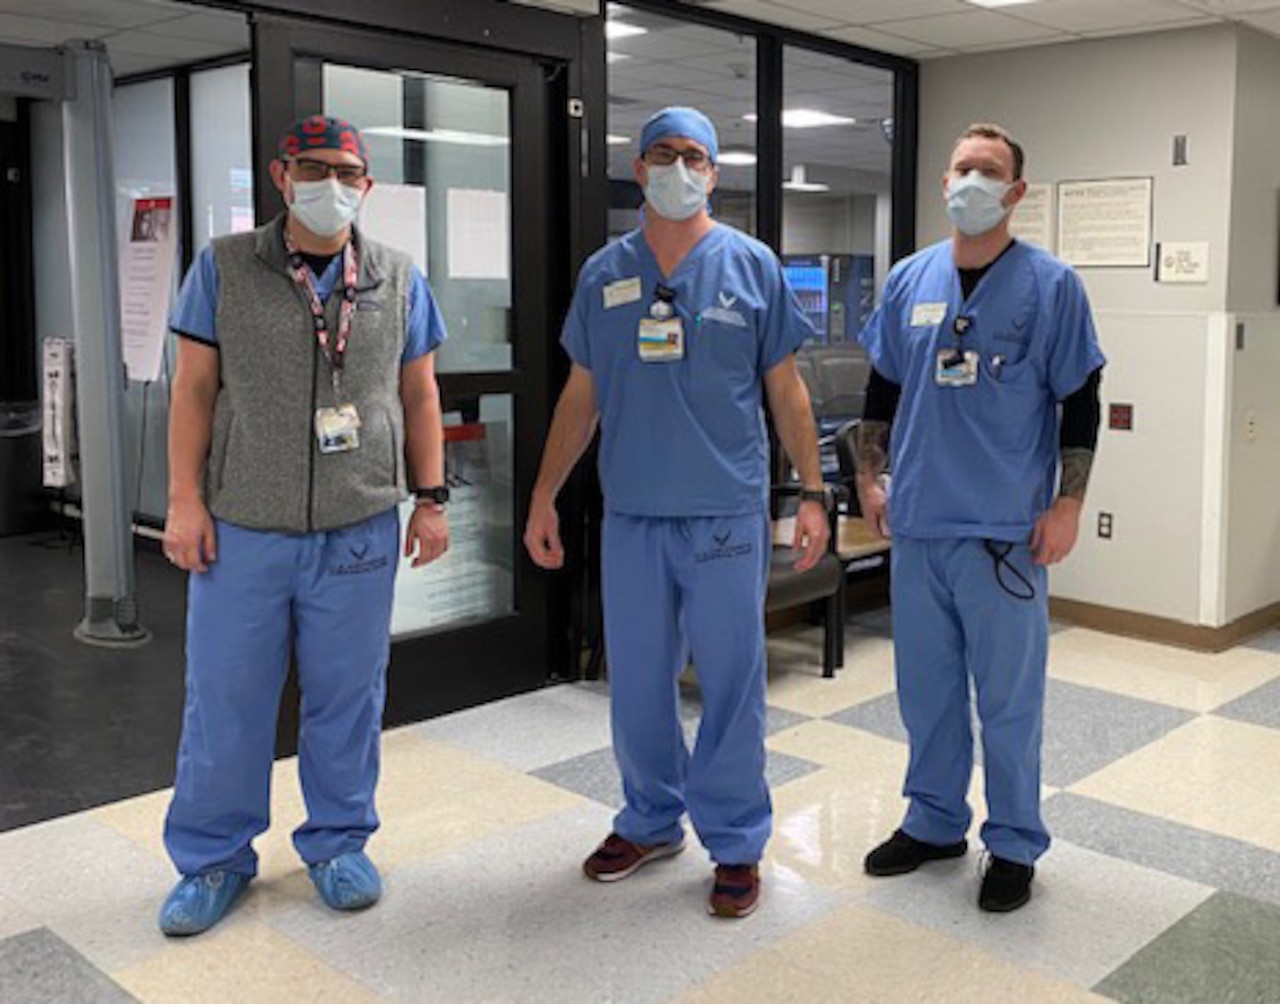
left=262, top=804, right=842, bottom=1004
left=531, top=746, right=821, bottom=810
left=1094, top=891, right=1280, bottom=1003
left=1214, top=677, right=1280, bottom=731
left=0, top=928, right=137, bottom=1004
left=1241, top=629, right=1280, bottom=656
left=408, top=682, right=614, bottom=772
left=826, top=691, right=908, bottom=745
left=1044, top=793, right=1280, bottom=909
left=1040, top=681, right=1195, bottom=787
left=676, top=692, right=812, bottom=738
left=825, top=681, right=1195, bottom=788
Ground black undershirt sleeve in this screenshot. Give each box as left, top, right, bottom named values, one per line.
left=1060, top=367, right=1102, bottom=451
left=864, top=367, right=901, bottom=423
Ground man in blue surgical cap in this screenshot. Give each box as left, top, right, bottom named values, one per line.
left=524, top=106, right=828, bottom=919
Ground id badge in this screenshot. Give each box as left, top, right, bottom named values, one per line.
left=315, top=403, right=362, bottom=453
left=935, top=349, right=979, bottom=388
left=638, top=317, right=684, bottom=363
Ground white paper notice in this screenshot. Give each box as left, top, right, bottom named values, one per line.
left=359, top=183, right=428, bottom=274
left=120, top=196, right=178, bottom=382
left=41, top=338, right=77, bottom=488
left=1057, top=178, right=1153, bottom=268
left=1156, top=241, right=1210, bottom=284
left=447, top=188, right=509, bottom=280
left=1009, top=183, right=1053, bottom=251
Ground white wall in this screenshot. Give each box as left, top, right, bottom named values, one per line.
left=1221, top=28, right=1280, bottom=622
left=918, top=24, right=1270, bottom=627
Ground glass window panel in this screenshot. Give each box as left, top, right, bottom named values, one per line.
left=607, top=4, right=757, bottom=239
left=324, top=64, right=513, bottom=374
left=191, top=63, right=253, bottom=247
left=113, top=78, right=178, bottom=521
left=391, top=393, right=515, bottom=638
left=781, top=47, right=894, bottom=345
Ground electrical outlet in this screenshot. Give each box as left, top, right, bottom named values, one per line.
left=1098, top=512, right=1113, bottom=539
left=1246, top=411, right=1258, bottom=443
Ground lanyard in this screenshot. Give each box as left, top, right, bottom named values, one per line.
left=284, top=230, right=359, bottom=393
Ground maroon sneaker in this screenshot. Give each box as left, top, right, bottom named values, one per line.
left=707, top=863, right=760, bottom=919
left=582, top=832, right=685, bottom=882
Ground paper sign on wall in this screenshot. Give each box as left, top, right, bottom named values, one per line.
left=447, top=188, right=509, bottom=281
left=360, top=183, right=428, bottom=274
left=42, top=338, right=77, bottom=489
left=1009, top=183, right=1054, bottom=251
left=1156, top=242, right=1210, bottom=284
left=1057, top=178, right=1153, bottom=268
left=120, top=196, right=178, bottom=383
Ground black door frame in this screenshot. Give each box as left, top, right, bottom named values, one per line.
left=252, top=14, right=580, bottom=725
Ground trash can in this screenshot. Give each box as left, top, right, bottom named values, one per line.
left=0, top=401, right=43, bottom=536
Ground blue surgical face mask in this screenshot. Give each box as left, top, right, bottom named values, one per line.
left=946, top=171, right=1012, bottom=236
left=644, top=159, right=710, bottom=222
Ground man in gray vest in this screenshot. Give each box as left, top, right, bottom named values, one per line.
left=158, top=115, right=450, bottom=936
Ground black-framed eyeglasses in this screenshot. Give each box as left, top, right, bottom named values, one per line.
left=289, top=158, right=368, bottom=187
left=645, top=144, right=713, bottom=172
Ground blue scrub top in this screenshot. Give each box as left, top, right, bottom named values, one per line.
left=562, top=225, right=813, bottom=517
left=858, top=239, right=1105, bottom=543
left=170, top=243, right=447, bottom=363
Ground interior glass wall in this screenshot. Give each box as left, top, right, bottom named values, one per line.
left=606, top=3, right=757, bottom=240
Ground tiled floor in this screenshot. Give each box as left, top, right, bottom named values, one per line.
left=4, top=613, right=1280, bottom=1003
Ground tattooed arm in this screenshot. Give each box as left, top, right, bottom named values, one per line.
left=1031, top=368, right=1103, bottom=565
left=855, top=369, right=900, bottom=538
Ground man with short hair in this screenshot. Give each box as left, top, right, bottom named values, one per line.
left=524, top=107, right=828, bottom=919
left=158, top=115, right=450, bottom=936
left=856, top=123, right=1104, bottom=912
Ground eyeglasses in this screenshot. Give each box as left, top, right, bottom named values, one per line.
left=289, top=158, right=368, bottom=187
left=645, top=144, right=713, bottom=172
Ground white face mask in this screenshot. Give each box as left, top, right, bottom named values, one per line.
left=946, top=171, right=1012, bottom=236
left=289, top=178, right=364, bottom=237
left=644, top=159, right=710, bottom=222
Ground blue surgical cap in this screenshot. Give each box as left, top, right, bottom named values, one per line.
left=639, top=107, right=719, bottom=164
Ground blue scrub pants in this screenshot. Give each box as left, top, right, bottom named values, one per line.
left=164, top=508, right=400, bottom=878
left=890, top=535, right=1050, bottom=865
left=602, top=512, right=772, bottom=866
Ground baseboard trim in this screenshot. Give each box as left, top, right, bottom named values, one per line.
left=1049, top=597, right=1280, bottom=653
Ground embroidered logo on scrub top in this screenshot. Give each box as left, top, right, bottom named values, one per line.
left=701, top=291, right=748, bottom=328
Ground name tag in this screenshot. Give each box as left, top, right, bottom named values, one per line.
left=604, top=277, right=642, bottom=310
left=315, top=403, right=362, bottom=453
left=911, top=302, right=948, bottom=327
left=638, top=317, right=684, bottom=362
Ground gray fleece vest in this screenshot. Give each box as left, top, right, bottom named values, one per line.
left=205, top=213, right=410, bottom=533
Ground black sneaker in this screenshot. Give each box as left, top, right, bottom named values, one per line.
left=979, top=856, right=1034, bottom=912
left=864, top=828, right=968, bottom=876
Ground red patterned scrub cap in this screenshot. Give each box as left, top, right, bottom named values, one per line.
left=278, top=115, right=369, bottom=165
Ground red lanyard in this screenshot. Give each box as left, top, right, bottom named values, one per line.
left=284, top=230, right=359, bottom=392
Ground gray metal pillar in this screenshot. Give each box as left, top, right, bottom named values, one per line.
left=62, top=41, right=149, bottom=647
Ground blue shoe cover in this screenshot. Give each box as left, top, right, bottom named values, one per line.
left=308, top=850, right=382, bottom=911
left=158, top=870, right=250, bottom=937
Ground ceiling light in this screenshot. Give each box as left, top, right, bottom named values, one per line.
left=364, top=126, right=508, bottom=147
left=717, top=150, right=758, bottom=166
left=782, top=165, right=829, bottom=193
left=607, top=51, right=632, bottom=64
left=744, top=109, right=856, bottom=129
left=965, top=0, right=1040, bottom=6
left=607, top=134, right=631, bottom=146
left=605, top=21, right=647, bottom=40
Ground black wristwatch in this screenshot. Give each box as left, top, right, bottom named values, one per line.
left=800, top=487, right=832, bottom=511
left=413, top=485, right=450, bottom=505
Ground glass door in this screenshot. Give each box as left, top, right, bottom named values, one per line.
left=253, top=17, right=562, bottom=721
